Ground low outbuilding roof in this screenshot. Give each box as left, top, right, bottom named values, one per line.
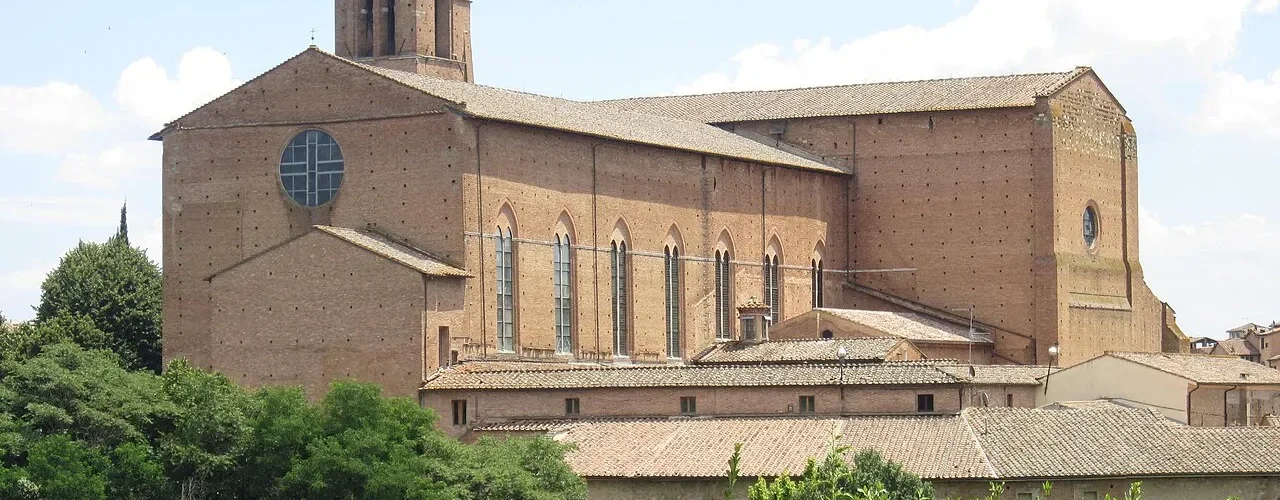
left=207, top=225, right=469, bottom=281
left=692, top=338, right=907, bottom=364
left=1107, top=351, right=1280, bottom=385
left=314, top=226, right=470, bottom=278
left=1213, top=338, right=1260, bottom=357
left=423, top=360, right=963, bottom=390
left=551, top=406, right=1280, bottom=481
left=813, top=309, right=992, bottom=344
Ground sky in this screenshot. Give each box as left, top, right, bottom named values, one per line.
left=0, top=0, right=1278, bottom=338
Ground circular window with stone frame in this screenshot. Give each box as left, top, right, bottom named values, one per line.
left=278, top=129, right=345, bottom=207
left=1082, top=203, right=1100, bottom=251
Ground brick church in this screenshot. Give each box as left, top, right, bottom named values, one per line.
left=155, top=0, right=1185, bottom=400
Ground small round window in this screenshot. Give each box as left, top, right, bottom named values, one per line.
left=279, top=130, right=344, bottom=207
left=1082, top=205, right=1099, bottom=249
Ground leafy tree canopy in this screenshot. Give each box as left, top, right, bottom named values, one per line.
left=0, top=343, right=587, bottom=500
left=744, top=447, right=933, bottom=500
left=34, top=233, right=162, bottom=372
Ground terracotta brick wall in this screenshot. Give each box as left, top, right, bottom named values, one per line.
left=730, top=79, right=1169, bottom=365
left=424, top=384, right=967, bottom=438
left=210, top=231, right=430, bottom=397
left=1049, top=74, right=1162, bottom=364
left=458, top=121, right=848, bottom=363
left=163, top=51, right=467, bottom=374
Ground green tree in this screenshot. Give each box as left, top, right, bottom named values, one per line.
left=117, top=202, right=130, bottom=246
left=0, top=314, right=111, bottom=363
left=25, top=434, right=110, bottom=500
left=744, top=446, right=932, bottom=500
left=463, top=436, right=588, bottom=500
left=0, top=344, right=588, bottom=500
left=0, top=342, right=172, bottom=450
left=35, top=236, right=162, bottom=372
left=158, top=360, right=252, bottom=499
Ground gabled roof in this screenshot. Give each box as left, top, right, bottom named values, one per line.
left=1213, top=338, right=1260, bottom=357
left=314, top=226, right=469, bottom=277
left=552, top=406, right=1280, bottom=481
left=208, top=225, right=469, bottom=281
left=812, top=308, right=991, bottom=344
left=423, top=360, right=961, bottom=390
left=969, top=406, right=1280, bottom=479
left=595, top=68, right=1092, bottom=123
left=935, top=364, right=1052, bottom=386
left=556, top=414, right=991, bottom=480
left=1107, top=351, right=1280, bottom=385
left=692, top=338, right=907, bottom=364
left=152, top=48, right=842, bottom=174
left=1227, top=322, right=1263, bottom=333
left=335, top=54, right=843, bottom=174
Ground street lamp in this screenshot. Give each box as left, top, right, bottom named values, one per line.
left=1043, top=342, right=1060, bottom=395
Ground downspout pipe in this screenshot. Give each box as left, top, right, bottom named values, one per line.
left=591, top=143, right=602, bottom=359
left=473, top=120, right=487, bottom=358
left=1224, top=385, right=1240, bottom=426
left=1186, top=384, right=1199, bottom=425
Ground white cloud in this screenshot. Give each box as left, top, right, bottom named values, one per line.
left=1195, top=69, right=1280, bottom=138
left=54, top=141, right=161, bottom=188
left=1140, top=207, right=1280, bottom=338
left=0, top=82, right=106, bottom=154
left=0, top=261, right=54, bottom=322
left=0, top=196, right=122, bottom=227
left=114, top=47, right=241, bottom=127
left=676, top=0, right=1265, bottom=94
left=1258, top=0, right=1280, bottom=13
left=136, top=215, right=164, bottom=264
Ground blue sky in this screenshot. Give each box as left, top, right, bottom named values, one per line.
left=1, top=0, right=1278, bottom=337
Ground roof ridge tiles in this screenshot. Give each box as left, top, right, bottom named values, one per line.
left=598, top=68, right=1083, bottom=102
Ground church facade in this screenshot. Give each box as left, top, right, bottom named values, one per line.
left=155, top=0, right=1184, bottom=398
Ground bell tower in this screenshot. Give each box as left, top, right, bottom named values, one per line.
left=334, top=0, right=474, bottom=82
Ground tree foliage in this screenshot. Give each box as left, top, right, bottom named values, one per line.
left=0, top=343, right=586, bottom=500
left=34, top=235, right=162, bottom=372
left=744, top=446, right=933, bottom=500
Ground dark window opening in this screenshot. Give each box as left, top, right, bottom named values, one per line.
left=811, top=259, right=824, bottom=308
left=451, top=399, right=467, bottom=426
left=1006, top=393, right=1014, bottom=407
left=715, top=250, right=731, bottom=340
left=565, top=398, right=580, bottom=416
left=821, top=330, right=834, bottom=339
left=360, top=0, right=375, bottom=57
left=665, top=246, right=681, bottom=358
left=383, top=0, right=396, bottom=56
left=680, top=396, right=697, bottom=415
left=611, top=241, right=629, bottom=356
left=764, top=254, right=780, bottom=325
left=799, top=395, right=816, bottom=414
left=917, top=394, right=935, bottom=413
left=435, top=0, right=453, bottom=58
left=438, top=326, right=450, bottom=368
left=1083, top=205, right=1099, bottom=249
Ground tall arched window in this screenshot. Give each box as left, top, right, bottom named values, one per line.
left=715, top=250, right=732, bottom=340
left=610, top=241, right=629, bottom=356
left=495, top=227, right=515, bottom=353
left=764, top=254, right=781, bottom=325
left=553, top=235, right=572, bottom=354
left=664, top=245, right=681, bottom=358
left=811, top=258, right=824, bottom=308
